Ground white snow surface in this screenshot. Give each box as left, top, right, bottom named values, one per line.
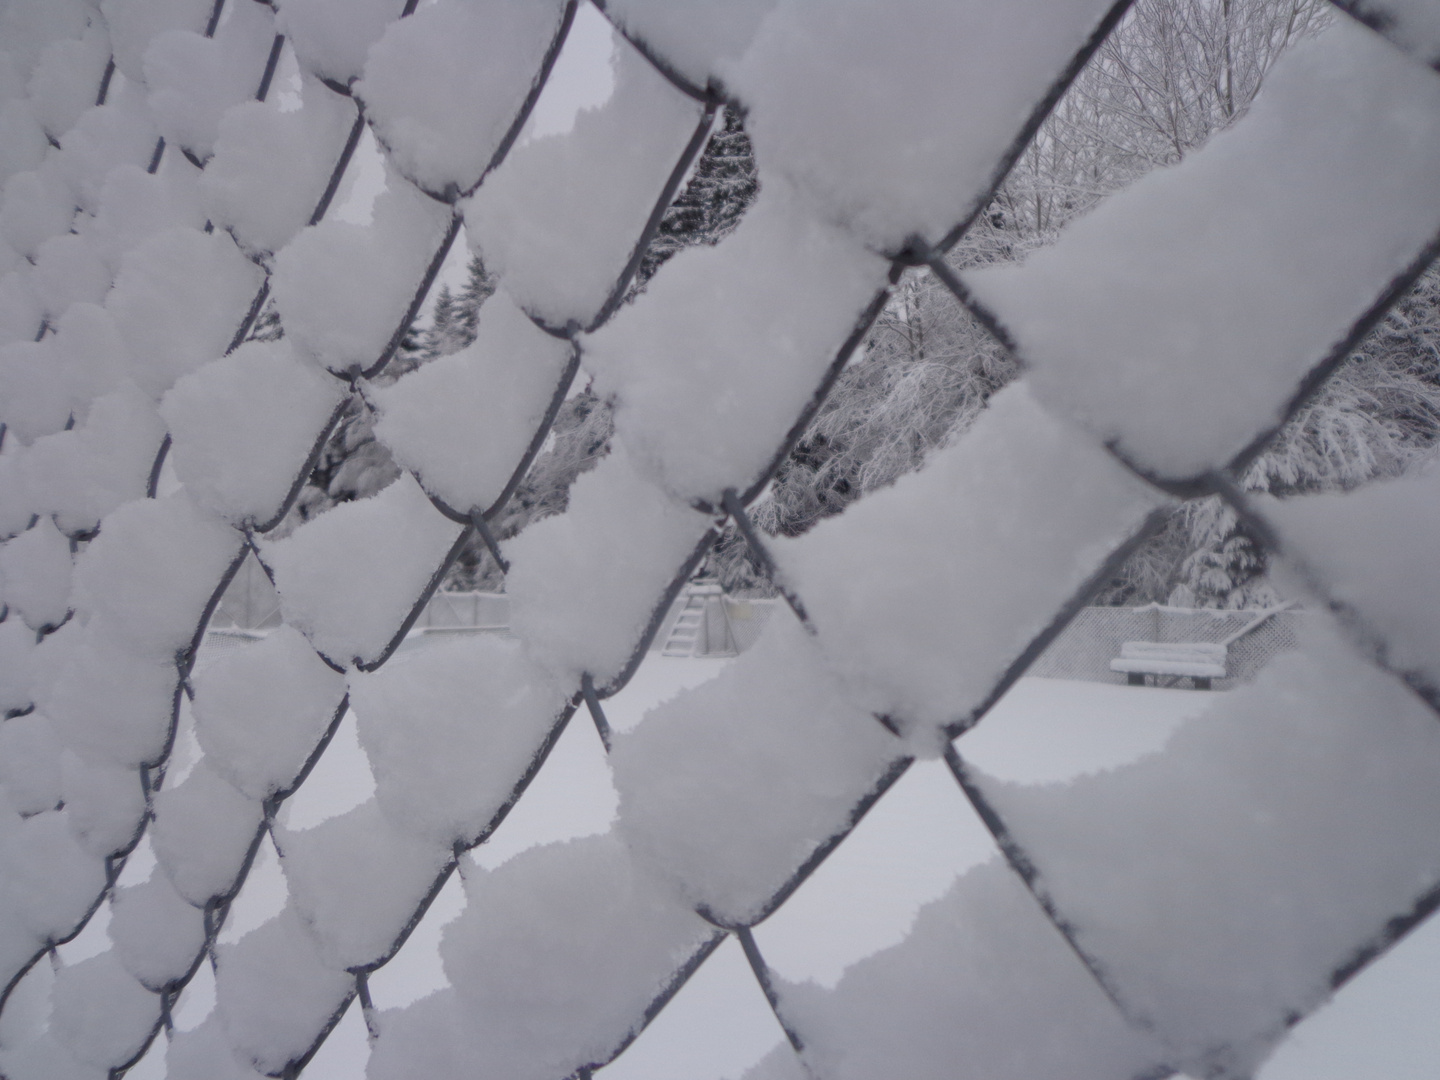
left=1263, top=470, right=1440, bottom=689
left=350, top=632, right=569, bottom=848
left=0, top=516, right=72, bottom=631
left=41, top=619, right=178, bottom=767
left=0, top=1032, right=106, bottom=1080
left=110, top=872, right=207, bottom=992
left=28, top=23, right=111, bottom=143
left=142, top=1, right=276, bottom=161
left=0, top=0, right=92, bottom=83
left=105, top=225, right=264, bottom=398
left=614, top=617, right=903, bottom=927
left=0, top=168, right=76, bottom=262
left=201, top=77, right=357, bottom=257
left=2, top=2, right=1438, bottom=1077
left=438, top=833, right=714, bottom=1080
left=56, top=90, right=161, bottom=214
left=277, top=0, right=407, bottom=88
left=728, top=0, right=1116, bottom=251
left=364, top=988, right=474, bottom=1080
left=0, top=335, right=76, bottom=446
left=966, top=20, right=1440, bottom=480
left=0, top=808, right=105, bottom=944
left=372, top=290, right=572, bottom=514
left=161, top=340, right=346, bottom=527
left=0, top=449, right=33, bottom=542
left=504, top=442, right=712, bottom=685
left=277, top=799, right=452, bottom=971
left=151, top=757, right=263, bottom=907
left=272, top=173, right=452, bottom=375
left=29, top=302, right=130, bottom=421
left=0, top=712, right=61, bottom=817
left=191, top=626, right=347, bottom=802
left=215, top=904, right=354, bottom=1076
left=21, top=383, right=166, bottom=536
left=770, top=857, right=1165, bottom=1080
left=600, top=0, right=777, bottom=91
left=0, top=267, right=43, bottom=347
left=974, top=627, right=1440, bottom=1077
left=86, top=163, right=206, bottom=276
left=0, top=100, right=49, bottom=191
left=71, top=491, right=241, bottom=659
left=32, top=233, right=112, bottom=318
left=0, top=618, right=35, bottom=716
left=585, top=177, right=889, bottom=502
left=59, top=751, right=146, bottom=858
left=776, top=382, right=1165, bottom=739
left=165, top=1016, right=268, bottom=1080
left=465, top=40, right=703, bottom=329
left=99, top=0, right=213, bottom=84
left=48, top=949, right=160, bottom=1069
left=357, top=0, right=568, bottom=196
left=261, top=473, right=463, bottom=667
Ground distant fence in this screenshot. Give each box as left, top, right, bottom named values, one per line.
left=210, top=570, right=1302, bottom=683
left=412, top=590, right=511, bottom=632
left=1027, top=604, right=1305, bottom=689
left=644, top=595, right=1305, bottom=683
left=208, top=554, right=284, bottom=632
left=208, top=568, right=785, bottom=655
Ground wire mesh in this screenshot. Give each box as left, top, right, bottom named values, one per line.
left=0, top=2, right=1438, bottom=1079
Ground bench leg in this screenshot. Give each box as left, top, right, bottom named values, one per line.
left=1193, top=676, right=1211, bottom=690
left=1127, top=672, right=1145, bottom=687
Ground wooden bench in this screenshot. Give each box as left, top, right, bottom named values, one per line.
left=1110, top=641, right=1227, bottom=689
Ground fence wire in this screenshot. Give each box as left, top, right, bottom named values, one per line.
left=0, top=2, right=1439, bottom=1080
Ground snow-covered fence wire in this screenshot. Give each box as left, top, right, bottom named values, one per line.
left=1, top=1, right=1439, bottom=1079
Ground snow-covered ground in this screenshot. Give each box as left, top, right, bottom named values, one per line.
left=53, top=649, right=1440, bottom=1080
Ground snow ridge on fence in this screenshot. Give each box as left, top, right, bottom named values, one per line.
left=1, top=2, right=1439, bottom=1080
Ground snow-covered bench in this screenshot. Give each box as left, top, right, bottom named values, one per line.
left=1110, top=641, right=1227, bottom=689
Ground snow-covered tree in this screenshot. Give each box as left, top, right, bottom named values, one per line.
left=423, top=285, right=459, bottom=363
left=452, top=252, right=499, bottom=348
left=632, top=104, right=759, bottom=291
left=1155, top=264, right=1440, bottom=607
left=995, top=0, right=1330, bottom=245
left=719, top=0, right=1440, bottom=609
left=446, top=112, right=764, bottom=589
left=279, top=254, right=500, bottom=533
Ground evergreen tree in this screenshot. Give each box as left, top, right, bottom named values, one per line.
left=423, top=285, right=458, bottom=361
left=453, top=254, right=499, bottom=348
left=277, top=254, right=503, bottom=535
left=632, top=105, right=759, bottom=291
left=441, top=108, right=763, bottom=590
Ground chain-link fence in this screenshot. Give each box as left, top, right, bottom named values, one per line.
left=2, top=2, right=1440, bottom=1079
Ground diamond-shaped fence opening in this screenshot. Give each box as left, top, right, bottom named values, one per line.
left=1, top=2, right=1440, bottom=1079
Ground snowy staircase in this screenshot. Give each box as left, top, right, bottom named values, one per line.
left=661, top=585, right=728, bottom=657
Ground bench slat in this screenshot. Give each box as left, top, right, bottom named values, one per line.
left=1112, top=640, right=1227, bottom=680
left=1110, top=658, right=1227, bottom=678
